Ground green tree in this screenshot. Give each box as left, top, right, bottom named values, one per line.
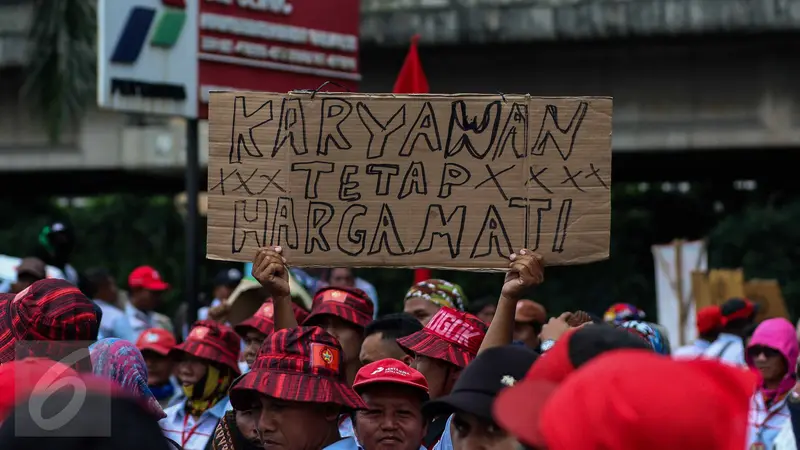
left=23, top=0, right=96, bottom=143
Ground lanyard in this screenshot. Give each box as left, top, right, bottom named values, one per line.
left=753, top=396, right=788, bottom=442
left=181, top=413, right=204, bottom=448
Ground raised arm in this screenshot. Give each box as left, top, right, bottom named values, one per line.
left=478, top=249, right=544, bottom=353
left=251, top=246, right=298, bottom=330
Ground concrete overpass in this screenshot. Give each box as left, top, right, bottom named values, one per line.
left=1, top=0, right=799, bottom=195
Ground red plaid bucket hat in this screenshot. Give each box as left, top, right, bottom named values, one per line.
left=170, top=321, right=241, bottom=375
left=396, top=306, right=487, bottom=368
left=292, top=301, right=310, bottom=323
left=303, top=287, right=374, bottom=329
left=229, top=326, right=367, bottom=411
left=235, top=301, right=310, bottom=337
left=0, top=279, right=99, bottom=368
left=235, top=301, right=276, bottom=337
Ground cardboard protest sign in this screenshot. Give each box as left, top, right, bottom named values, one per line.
left=207, top=92, right=612, bottom=270
left=692, top=271, right=714, bottom=311
left=693, top=271, right=788, bottom=322
left=693, top=269, right=745, bottom=310
left=744, top=279, right=789, bottom=321
left=708, top=269, right=745, bottom=306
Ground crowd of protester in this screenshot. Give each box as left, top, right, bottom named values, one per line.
left=1, top=234, right=799, bottom=450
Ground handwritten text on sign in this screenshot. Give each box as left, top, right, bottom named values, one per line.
left=207, top=93, right=612, bottom=270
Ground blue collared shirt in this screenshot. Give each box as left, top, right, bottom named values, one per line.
left=159, top=397, right=231, bottom=450
left=703, top=332, right=746, bottom=366
left=125, top=302, right=156, bottom=342
left=325, top=437, right=359, bottom=450
left=433, top=415, right=454, bottom=450
left=94, top=299, right=137, bottom=342
left=672, top=338, right=711, bottom=358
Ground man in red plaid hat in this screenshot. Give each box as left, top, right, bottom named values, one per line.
left=303, top=286, right=375, bottom=386
left=352, top=358, right=429, bottom=450
left=234, top=299, right=308, bottom=370
left=397, top=307, right=487, bottom=399
left=225, top=326, right=367, bottom=450
left=0, top=279, right=100, bottom=372
left=160, top=320, right=241, bottom=450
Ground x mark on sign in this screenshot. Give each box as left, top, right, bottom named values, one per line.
left=525, top=166, right=552, bottom=194
left=560, top=164, right=610, bottom=192
left=209, top=168, right=285, bottom=196
left=586, top=163, right=609, bottom=189
left=474, top=164, right=516, bottom=201
left=561, top=167, right=585, bottom=192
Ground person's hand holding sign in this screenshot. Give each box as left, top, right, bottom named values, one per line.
left=252, top=246, right=290, bottom=298
left=207, top=303, right=230, bottom=322
left=501, top=249, right=544, bottom=302
left=252, top=246, right=297, bottom=330
left=480, top=249, right=544, bottom=353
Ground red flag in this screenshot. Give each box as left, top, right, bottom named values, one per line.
left=393, top=35, right=432, bottom=283
left=392, top=35, right=429, bottom=94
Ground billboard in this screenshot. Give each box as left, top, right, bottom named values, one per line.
left=98, top=0, right=361, bottom=120
left=97, top=0, right=199, bottom=117
left=197, top=0, right=361, bottom=119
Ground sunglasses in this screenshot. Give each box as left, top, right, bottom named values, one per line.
left=746, top=346, right=781, bottom=359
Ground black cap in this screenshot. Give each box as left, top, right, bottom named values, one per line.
left=567, top=324, right=653, bottom=368
left=422, top=345, right=539, bottom=421
left=721, top=298, right=758, bottom=318
left=214, top=268, right=243, bottom=287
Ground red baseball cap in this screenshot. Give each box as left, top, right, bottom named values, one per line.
left=697, top=305, right=722, bottom=334
left=531, top=350, right=757, bottom=450
left=353, top=358, right=429, bottom=398
left=135, top=328, right=176, bottom=356
left=128, top=266, right=170, bottom=291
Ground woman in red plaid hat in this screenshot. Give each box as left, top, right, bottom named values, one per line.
left=222, top=326, right=367, bottom=450
left=303, top=286, right=375, bottom=386
left=234, top=299, right=310, bottom=370
left=159, top=320, right=241, bottom=450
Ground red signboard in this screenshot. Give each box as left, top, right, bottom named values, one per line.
left=197, top=0, right=361, bottom=119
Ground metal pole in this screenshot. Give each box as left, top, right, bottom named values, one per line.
left=185, top=118, right=200, bottom=328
